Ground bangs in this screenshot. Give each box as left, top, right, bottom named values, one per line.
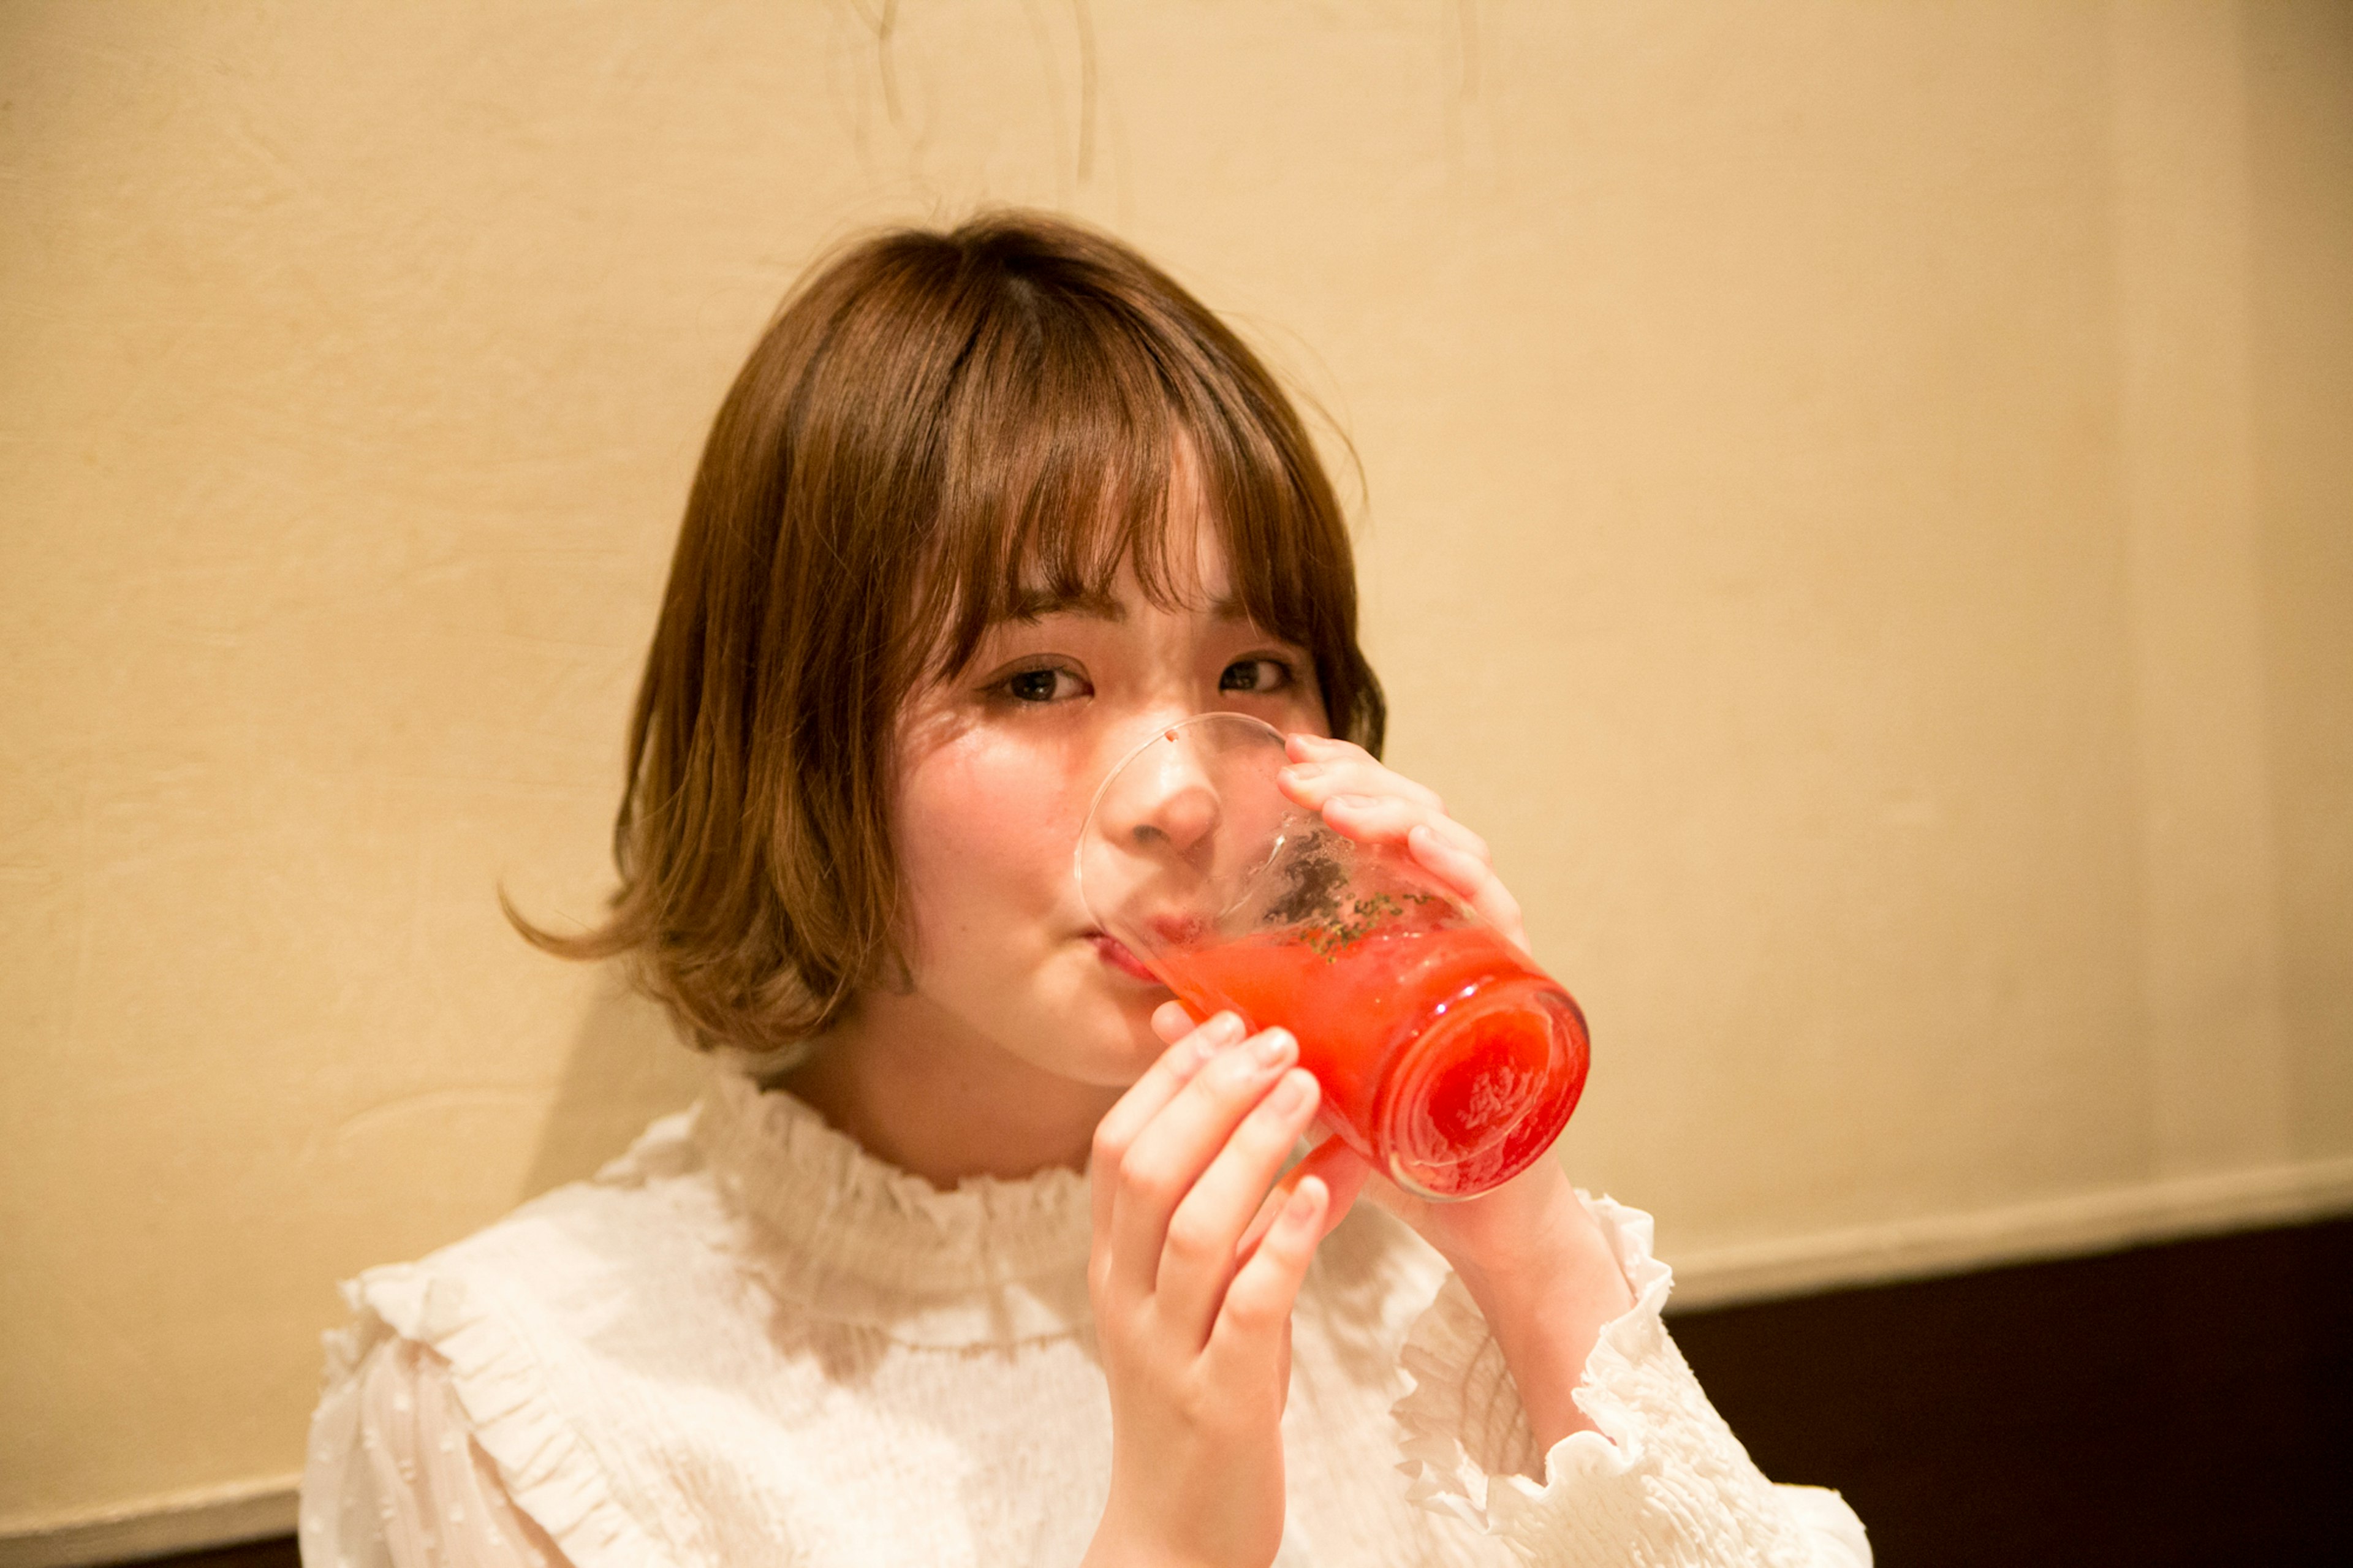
left=903, top=266, right=1346, bottom=688
left=521, top=210, right=1381, bottom=1056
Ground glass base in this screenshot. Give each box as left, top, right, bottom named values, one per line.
left=1375, top=977, right=1590, bottom=1201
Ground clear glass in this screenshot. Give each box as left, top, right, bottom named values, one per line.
left=1077, top=713, right=1590, bottom=1200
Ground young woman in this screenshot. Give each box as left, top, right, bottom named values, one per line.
left=301, top=213, right=1868, bottom=1567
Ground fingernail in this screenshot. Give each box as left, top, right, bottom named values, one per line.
left=1252, top=1028, right=1297, bottom=1069
left=1283, top=1178, right=1323, bottom=1225
left=1195, top=1012, right=1246, bottom=1058
left=1268, top=1069, right=1311, bottom=1114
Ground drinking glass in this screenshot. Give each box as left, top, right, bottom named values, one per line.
left=1077, top=713, right=1589, bottom=1200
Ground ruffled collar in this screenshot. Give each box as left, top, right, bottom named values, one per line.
left=688, top=1067, right=1095, bottom=1348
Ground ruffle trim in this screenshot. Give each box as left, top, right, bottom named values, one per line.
left=683, top=1068, right=1096, bottom=1347
left=344, top=1265, right=680, bottom=1568
left=1391, top=1193, right=1677, bottom=1537
left=1390, top=1197, right=1859, bottom=1563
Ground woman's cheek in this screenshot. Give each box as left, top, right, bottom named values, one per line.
left=898, top=732, right=1082, bottom=925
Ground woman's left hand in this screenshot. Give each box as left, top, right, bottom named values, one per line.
left=1267, top=733, right=1569, bottom=1271
left=1169, top=732, right=1636, bottom=1449
left=1274, top=733, right=1528, bottom=960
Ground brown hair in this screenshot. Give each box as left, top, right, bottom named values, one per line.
left=515, top=211, right=1384, bottom=1055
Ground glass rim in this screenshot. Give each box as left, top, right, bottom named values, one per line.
left=1074, top=711, right=1292, bottom=932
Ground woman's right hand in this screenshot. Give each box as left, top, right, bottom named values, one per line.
left=1080, top=1010, right=1338, bottom=1568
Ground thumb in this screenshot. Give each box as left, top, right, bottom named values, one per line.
left=1238, top=1138, right=1371, bottom=1263
left=1287, top=1138, right=1371, bottom=1240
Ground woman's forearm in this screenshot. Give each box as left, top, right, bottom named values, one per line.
left=1444, top=1177, right=1635, bottom=1454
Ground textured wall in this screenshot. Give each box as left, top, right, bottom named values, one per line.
left=2, top=0, right=2347, bottom=1540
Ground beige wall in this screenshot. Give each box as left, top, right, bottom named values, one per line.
left=3, top=0, right=2347, bottom=1549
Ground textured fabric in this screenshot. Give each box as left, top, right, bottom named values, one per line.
left=305, top=1339, right=567, bottom=1568
left=301, top=1064, right=1868, bottom=1567
left=1393, top=1203, right=1871, bottom=1567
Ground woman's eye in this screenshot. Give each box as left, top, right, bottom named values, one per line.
left=1002, top=667, right=1082, bottom=703
left=1219, top=657, right=1294, bottom=694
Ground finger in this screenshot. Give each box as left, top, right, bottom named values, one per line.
left=1089, top=1010, right=1246, bottom=1241
left=1278, top=735, right=1446, bottom=808
left=1156, top=1067, right=1323, bottom=1339
left=1317, top=794, right=1489, bottom=863
left=1284, top=732, right=1377, bottom=770
left=1284, top=731, right=1354, bottom=762
left=1105, top=1027, right=1301, bottom=1300
left=1279, top=756, right=1446, bottom=816
left=1407, top=823, right=1529, bottom=953
left=1237, top=1135, right=1371, bottom=1262
left=1151, top=998, right=1202, bottom=1046
left=1308, top=793, right=1531, bottom=956
left=1295, top=1138, right=1371, bottom=1238
left=1390, top=815, right=1493, bottom=899
left=1206, top=1174, right=1328, bottom=1375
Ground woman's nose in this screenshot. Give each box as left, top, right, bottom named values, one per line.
left=1116, top=731, right=1223, bottom=866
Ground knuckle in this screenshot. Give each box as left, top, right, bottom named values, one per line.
left=1240, top=1095, right=1287, bottom=1134
left=1246, top=1094, right=1308, bottom=1138
left=1162, top=1211, right=1219, bottom=1265
left=1165, top=1375, right=1220, bottom=1430
left=1203, top=1052, right=1263, bottom=1099
left=1120, top=1155, right=1183, bottom=1211
left=1221, top=1283, right=1279, bottom=1335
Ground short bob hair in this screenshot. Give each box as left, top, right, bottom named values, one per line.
left=520, top=211, right=1384, bottom=1055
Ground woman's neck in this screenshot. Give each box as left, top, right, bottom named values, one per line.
left=774, top=992, right=1120, bottom=1189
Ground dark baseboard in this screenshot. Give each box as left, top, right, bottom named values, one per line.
left=1668, top=1213, right=2353, bottom=1566
left=111, top=1547, right=297, bottom=1568
left=119, top=1216, right=2353, bottom=1567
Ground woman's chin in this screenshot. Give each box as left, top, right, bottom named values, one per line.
left=1070, top=989, right=1175, bottom=1084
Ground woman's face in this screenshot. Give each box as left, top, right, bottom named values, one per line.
left=885, top=524, right=1330, bottom=1093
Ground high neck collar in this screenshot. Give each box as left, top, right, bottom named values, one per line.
left=689, top=1067, right=1094, bottom=1347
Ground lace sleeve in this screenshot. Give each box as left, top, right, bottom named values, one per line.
left=302, top=1333, right=573, bottom=1568
left=1391, top=1193, right=1871, bottom=1567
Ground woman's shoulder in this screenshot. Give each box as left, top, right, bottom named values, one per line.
left=329, top=1102, right=743, bottom=1365
left=311, top=1106, right=750, bottom=1568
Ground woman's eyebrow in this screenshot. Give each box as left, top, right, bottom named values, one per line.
left=1007, top=587, right=1124, bottom=623
left=1003, top=589, right=1250, bottom=624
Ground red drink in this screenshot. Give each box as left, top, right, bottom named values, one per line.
left=1077, top=713, right=1593, bottom=1199
left=1156, top=917, right=1590, bottom=1199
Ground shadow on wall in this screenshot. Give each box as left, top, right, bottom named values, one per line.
left=519, top=973, right=711, bottom=1200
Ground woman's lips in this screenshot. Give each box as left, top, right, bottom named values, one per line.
left=1088, top=932, right=1164, bottom=985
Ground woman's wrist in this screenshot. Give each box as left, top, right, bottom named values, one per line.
left=1432, top=1161, right=1589, bottom=1290
left=1438, top=1167, right=1635, bottom=1453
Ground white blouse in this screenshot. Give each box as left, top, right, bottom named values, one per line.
left=301, top=1066, right=1869, bottom=1567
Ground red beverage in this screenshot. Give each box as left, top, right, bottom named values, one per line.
left=1077, top=713, right=1593, bottom=1199
left=1156, top=917, right=1590, bottom=1199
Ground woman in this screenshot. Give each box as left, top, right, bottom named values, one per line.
left=301, top=211, right=1868, bottom=1567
